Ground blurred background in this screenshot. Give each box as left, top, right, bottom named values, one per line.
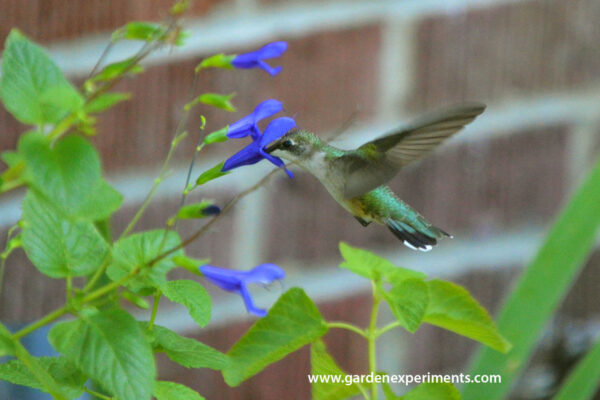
left=1, top=0, right=600, bottom=398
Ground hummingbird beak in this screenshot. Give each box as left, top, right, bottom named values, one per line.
left=264, top=139, right=281, bottom=154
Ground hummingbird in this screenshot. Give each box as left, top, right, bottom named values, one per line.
left=265, top=103, right=486, bottom=251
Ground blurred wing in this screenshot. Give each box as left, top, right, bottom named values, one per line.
left=340, top=103, right=486, bottom=198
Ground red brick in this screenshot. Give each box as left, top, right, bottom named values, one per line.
left=410, top=0, right=600, bottom=110
left=0, top=0, right=227, bottom=43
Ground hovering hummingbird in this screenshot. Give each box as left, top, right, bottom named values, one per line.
left=265, top=103, right=486, bottom=251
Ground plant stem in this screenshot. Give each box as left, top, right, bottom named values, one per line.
left=66, top=276, right=72, bottom=301
left=327, top=321, right=368, bottom=339
left=148, top=290, right=161, bottom=331
left=119, top=133, right=182, bottom=239
left=376, top=321, right=401, bottom=339
left=367, top=281, right=381, bottom=400
left=13, top=306, right=70, bottom=340
left=83, top=257, right=110, bottom=293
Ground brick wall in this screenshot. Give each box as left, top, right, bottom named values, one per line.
left=1, top=0, right=599, bottom=399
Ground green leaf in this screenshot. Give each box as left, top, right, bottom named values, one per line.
left=161, top=280, right=211, bottom=327
left=553, top=336, right=600, bottom=400
left=383, top=278, right=429, bottom=333
left=464, top=156, right=600, bottom=400
left=91, top=58, right=144, bottom=82
left=195, top=162, right=229, bottom=186
left=21, top=190, right=109, bottom=278
left=49, top=308, right=155, bottom=400
left=400, top=383, right=460, bottom=400
left=339, top=242, right=426, bottom=284
left=0, top=357, right=87, bottom=399
left=203, top=126, right=229, bottom=144
left=0, top=30, right=83, bottom=124
left=176, top=201, right=220, bottom=219
left=424, top=280, right=511, bottom=353
left=310, top=340, right=362, bottom=400
left=223, top=288, right=328, bottom=386
left=148, top=324, right=229, bottom=370
left=112, top=22, right=165, bottom=42
left=19, top=133, right=122, bottom=221
left=108, top=230, right=183, bottom=293
left=84, top=92, right=131, bottom=113
left=185, top=93, right=236, bottom=112
left=195, top=54, right=235, bottom=72
left=153, top=381, right=205, bottom=400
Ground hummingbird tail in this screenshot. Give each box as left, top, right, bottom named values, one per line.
left=385, top=218, right=451, bottom=252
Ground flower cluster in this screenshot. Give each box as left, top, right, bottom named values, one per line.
left=202, top=41, right=294, bottom=317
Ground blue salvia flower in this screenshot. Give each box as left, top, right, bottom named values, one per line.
left=200, top=263, right=285, bottom=317
left=232, top=41, right=288, bottom=76
left=227, top=99, right=283, bottom=140
left=222, top=116, right=296, bottom=178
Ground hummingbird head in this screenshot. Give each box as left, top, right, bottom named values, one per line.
left=265, top=129, right=321, bottom=164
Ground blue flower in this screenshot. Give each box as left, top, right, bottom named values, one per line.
left=227, top=99, right=283, bottom=140
left=200, top=263, right=285, bottom=317
left=232, top=41, right=288, bottom=76
left=222, top=117, right=296, bottom=178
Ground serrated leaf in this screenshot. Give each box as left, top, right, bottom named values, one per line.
left=0, top=29, right=83, bottom=124
left=161, top=280, right=211, bottom=327
left=339, top=242, right=426, bottom=284
left=223, top=288, right=328, bottom=386
left=0, top=356, right=87, bottom=399
left=49, top=308, right=155, bottom=400
left=185, top=93, right=235, bottom=112
left=176, top=201, right=220, bottom=219
left=84, top=92, right=131, bottom=113
left=18, top=133, right=122, bottom=221
left=310, top=340, right=362, bottom=400
left=400, top=383, right=460, bottom=400
left=108, top=230, right=183, bottom=293
left=424, top=280, right=511, bottom=353
left=153, top=381, right=205, bottom=400
left=195, top=162, right=229, bottom=186
left=21, top=190, right=109, bottom=278
left=147, top=324, right=228, bottom=370
left=384, top=278, right=429, bottom=333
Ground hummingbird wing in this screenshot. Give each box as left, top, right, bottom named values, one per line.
left=339, top=102, right=486, bottom=198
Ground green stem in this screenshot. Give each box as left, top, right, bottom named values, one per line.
left=84, top=387, right=113, bottom=400
left=376, top=321, right=401, bottom=339
left=82, top=267, right=140, bottom=304
left=13, top=306, right=70, bottom=340
left=66, top=276, right=72, bottom=301
left=367, top=281, right=381, bottom=400
left=148, top=291, right=161, bottom=331
left=83, top=257, right=110, bottom=293
left=327, top=321, right=368, bottom=339
left=119, top=134, right=181, bottom=239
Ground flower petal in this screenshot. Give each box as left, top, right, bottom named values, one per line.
left=241, top=263, right=286, bottom=285
left=257, top=60, right=282, bottom=76
left=255, top=41, right=288, bottom=59
left=222, top=143, right=263, bottom=171
left=199, top=265, right=243, bottom=292
left=259, top=117, right=297, bottom=146
left=252, top=99, right=283, bottom=121
left=239, top=285, right=267, bottom=317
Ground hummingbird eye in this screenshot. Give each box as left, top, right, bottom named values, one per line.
left=281, top=139, right=294, bottom=149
